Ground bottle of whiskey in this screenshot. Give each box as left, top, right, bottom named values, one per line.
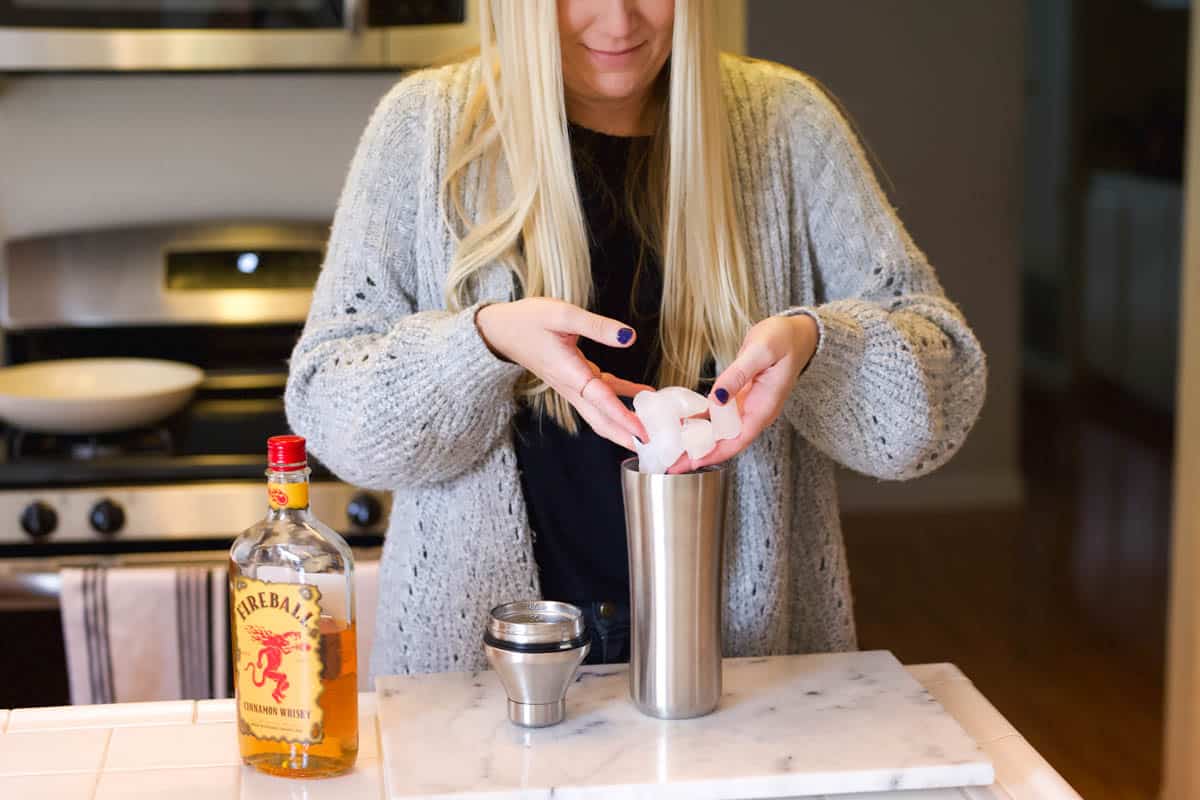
left=230, top=435, right=358, bottom=778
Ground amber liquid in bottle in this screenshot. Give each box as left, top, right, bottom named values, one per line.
left=230, top=435, right=358, bottom=778
left=236, top=618, right=359, bottom=777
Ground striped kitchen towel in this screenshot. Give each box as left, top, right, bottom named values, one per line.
left=59, top=566, right=229, bottom=705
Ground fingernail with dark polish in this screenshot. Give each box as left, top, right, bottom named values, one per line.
left=715, top=388, right=730, bottom=405
left=617, top=327, right=634, bottom=345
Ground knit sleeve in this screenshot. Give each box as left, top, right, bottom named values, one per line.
left=285, top=75, right=524, bottom=490
left=777, top=78, right=986, bottom=481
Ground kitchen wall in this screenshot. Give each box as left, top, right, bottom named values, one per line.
left=0, top=2, right=747, bottom=239
left=748, top=0, right=1025, bottom=510
left=0, top=73, right=398, bottom=238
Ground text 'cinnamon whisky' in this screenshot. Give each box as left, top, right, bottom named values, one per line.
left=230, top=435, right=358, bottom=778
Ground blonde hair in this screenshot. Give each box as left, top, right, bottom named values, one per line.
left=442, top=0, right=756, bottom=430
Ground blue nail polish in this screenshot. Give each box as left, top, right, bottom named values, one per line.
left=617, top=327, right=634, bottom=345
left=715, top=388, right=729, bottom=405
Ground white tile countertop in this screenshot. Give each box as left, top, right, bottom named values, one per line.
left=0, top=665, right=1081, bottom=800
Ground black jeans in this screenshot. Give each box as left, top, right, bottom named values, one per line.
left=580, top=600, right=630, bottom=665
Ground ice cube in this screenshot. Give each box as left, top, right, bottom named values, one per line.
left=681, top=418, right=717, bottom=460
left=635, top=444, right=667, bottom=474
left=650, top=422, right=685, bottom=468
left=634, top=435, right=682, bottom=474
left=632, top=390, right=659, bottom=415
left=709, top=395, right=741, bottom=441
left=632, top=388, right=710, bottom=471
left=658, top=386, right=708, bottom=417
left=633, top=437, right=661, bottom=474
left=633, top=417, right=684, bottom=474
left=633, top=390, right=679, bottom=431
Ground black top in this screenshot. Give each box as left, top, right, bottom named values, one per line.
left=513, top=123, right=662, bottom=608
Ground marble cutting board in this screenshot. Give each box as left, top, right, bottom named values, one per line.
left=376, top=650, right=995, bottom=799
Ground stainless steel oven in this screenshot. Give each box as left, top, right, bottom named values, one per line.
left=0, top=220, right=392, bottom=562
left=0, top=220, right=390, bottom=706
left=0, top=0, right=479, bottom=71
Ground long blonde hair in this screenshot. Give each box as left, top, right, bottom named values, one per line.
left=442, top=0, right=756, bottom=430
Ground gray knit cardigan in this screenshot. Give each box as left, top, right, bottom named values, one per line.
left=285, top=55, right=987, bottom=678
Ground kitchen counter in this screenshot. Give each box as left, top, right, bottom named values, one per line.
left=0, top=663, right=1080, bottom=800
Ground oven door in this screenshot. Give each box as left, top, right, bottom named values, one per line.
left=0, top=0, right=474, bottom=72
left=0, top=546, right=383, bottom=708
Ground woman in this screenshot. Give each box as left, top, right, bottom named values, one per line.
left=286, top=0, right=986, bottom=676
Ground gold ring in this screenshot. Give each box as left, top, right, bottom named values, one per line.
left=579, top=376, right=598, bottom=399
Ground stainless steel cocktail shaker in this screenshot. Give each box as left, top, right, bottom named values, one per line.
left=483, top=600, right=591, bottom=728
left=620, top=458, right=729, bottom=719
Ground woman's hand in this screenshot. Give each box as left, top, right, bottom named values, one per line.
left=669, top=314, right=820, bottom=473
left=475, top=298, right=652, bottom=449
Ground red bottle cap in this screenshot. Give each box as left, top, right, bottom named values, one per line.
left=267, top=435, right=307, bottom=471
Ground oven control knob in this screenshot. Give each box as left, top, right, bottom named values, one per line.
left=20, top=501, right=57, bottom=539
left=89, top=499, right=126, bottom=536
left=346, top=493, right=382, bottom=528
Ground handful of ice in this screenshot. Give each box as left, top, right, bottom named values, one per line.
left=631, top=387, right=742, bottom=474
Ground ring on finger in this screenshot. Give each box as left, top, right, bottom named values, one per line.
left=579, top=375, right=599, bottom=399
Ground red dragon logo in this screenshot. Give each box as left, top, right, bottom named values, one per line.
left=243, top=625, right=312, bottom=704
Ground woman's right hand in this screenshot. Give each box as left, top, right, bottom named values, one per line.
left=475, top=298, right=651, bottom=450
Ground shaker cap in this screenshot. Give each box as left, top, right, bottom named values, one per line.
left=487, top=600, right=585, bottom=646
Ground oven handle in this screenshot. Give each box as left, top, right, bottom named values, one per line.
left=0, top=550, right=232, bottom=611
left=345, top=0, right=365, bottom=35
left=0, top=571, right=63, bottom=611
left=0, top=546, right=381, bottom=611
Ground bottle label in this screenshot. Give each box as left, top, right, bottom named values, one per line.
left=232, top=576, right=325, bottom=745
left=267, top=482, right=309, bottom=510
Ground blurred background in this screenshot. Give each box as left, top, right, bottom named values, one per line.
left=0, top=2, right=1193, bottom=797
left=752, top=3, right=1187, bottom=799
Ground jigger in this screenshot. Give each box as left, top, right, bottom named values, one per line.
left=483, top=600, right=591, bottom=728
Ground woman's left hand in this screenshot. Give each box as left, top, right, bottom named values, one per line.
left=668, top=314, right=820, bottom=474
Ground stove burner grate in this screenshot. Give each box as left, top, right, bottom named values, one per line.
left=7, top=426, right=176, bottom=462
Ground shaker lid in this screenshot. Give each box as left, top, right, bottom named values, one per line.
left=487, top=600, right=585, bottom=646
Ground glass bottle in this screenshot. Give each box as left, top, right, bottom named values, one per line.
left=229, top=435, right=358, bottom=778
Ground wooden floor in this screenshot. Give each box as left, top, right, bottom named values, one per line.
left=844, top=383, right=1171, bottom=800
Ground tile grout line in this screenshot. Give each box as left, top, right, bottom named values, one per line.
left=934, top=678, right=1024, bottom=749
left=378, top=718, right=394, bottom=800
left=988, top=733, right=1023, bottom=746
left=372, top=713, right=385, bottom=798
left=89, top=727, right=114, bottom=799
left=374, top=712, right=382, bottom=763
left=978, top=729, right=1022, bottom=746
left=5, top=722, right=200, bottom=734
left=97, top=727, right=114, bottom=772
left=989, top=732, right=1030, bottom=799
left=990, top=733, right=1084, bottom=799
left=101, top=760, right=243, bottom=773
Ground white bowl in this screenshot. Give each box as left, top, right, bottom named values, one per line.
left=0, top=358, right=205, bottom=434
